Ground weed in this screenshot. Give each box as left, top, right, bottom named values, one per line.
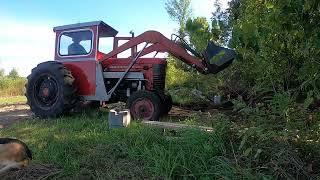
left=0, top=96, right=26, bottom=105
left=0, top=77, right=26, bottom=96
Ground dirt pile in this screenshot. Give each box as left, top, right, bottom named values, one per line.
left=2, top=163, right=60, bottom=180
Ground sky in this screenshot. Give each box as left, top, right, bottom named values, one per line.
left=0, top=0, right=230, bottom=77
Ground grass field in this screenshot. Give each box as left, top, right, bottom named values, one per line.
left=0, top=96, right=26, bottom=105
left=1, top=108, right=317, bottom=179
left=0, top=110, right=252, bottom=179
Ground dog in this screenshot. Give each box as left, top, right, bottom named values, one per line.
left=0, top=138, right=32, bottom=174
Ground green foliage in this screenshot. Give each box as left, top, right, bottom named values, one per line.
left=0, top=96, right=26, bottom=105
left=8, top=68, right=19, bottom=78
left=166, top=60, right=224, bottom=105
left=184, top=1, right=231, bottom=52
left=0, top=67, right=25, bottom=96
left=165, top=0, right=193, bottom=69
left=186, top=17, right=211, bottom=52
left=229, top=0, right=320, bottom=100
left=0, top=76, right=26, bottom=96
left=165, top=0, right=192, bottom=37
left=0, top=68, right=4, bottom=77
left=211, top=0, right=231, bottom=45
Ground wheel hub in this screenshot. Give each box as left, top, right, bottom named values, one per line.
left=34, top=75, right=59, bottom=108
left=131, top=98, right=154, bottom=120
left=42, top=87, right=50, bottom=97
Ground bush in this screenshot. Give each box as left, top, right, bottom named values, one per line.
left=0, top=76, right=26, bottom=96
left=166, top=59, right=226, bottom=105
left=228, top=0, right=320, bottom=102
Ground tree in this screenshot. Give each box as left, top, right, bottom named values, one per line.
left=185, top=17, right=211, bottom=52
left=211, top=0, right=231, bottom=46
left=8, top=68, right=19, bottom=78
left=184, top=1, right=231, bottom=52
left=165, top=0, right=192, bottom=38
left=0, top=69, right=4, bottom=77
left=226, top=0, right=320, bottom=106
left=165, top=0, right=193, bottom=70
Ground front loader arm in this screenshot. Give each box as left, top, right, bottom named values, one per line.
left=101, top=31, right=235, bottom=74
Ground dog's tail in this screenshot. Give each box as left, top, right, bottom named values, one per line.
left=0, top=138, right=32, bottom=160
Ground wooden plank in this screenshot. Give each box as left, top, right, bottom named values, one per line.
left=141, top=121, right=214, bottom=132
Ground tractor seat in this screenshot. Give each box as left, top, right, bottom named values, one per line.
left=68, top=43, right=87, bottom=55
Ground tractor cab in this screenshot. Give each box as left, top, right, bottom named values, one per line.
left=52, top=21, right=119, bottom=97
left=53, top=21, right=118, bottom=61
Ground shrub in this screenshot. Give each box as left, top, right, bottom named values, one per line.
left=0, top=76, right=26, bottom=96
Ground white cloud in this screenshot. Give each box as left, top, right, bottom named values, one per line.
left=191, top=0, right=230, bottom=20
left=0, top=19, right=56, bottom=77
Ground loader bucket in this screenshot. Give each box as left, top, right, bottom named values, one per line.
left=202, top=42, right=235, bottom=74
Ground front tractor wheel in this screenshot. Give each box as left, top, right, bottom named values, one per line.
left=126, top=90, right=162, bottom=121
left=26, top=61, right=77, bottom=118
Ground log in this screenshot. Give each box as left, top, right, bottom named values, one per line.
left=141, top=121, right=214, bottom=132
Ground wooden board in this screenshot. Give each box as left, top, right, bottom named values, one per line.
left=141, top=121, right=214, bottom=132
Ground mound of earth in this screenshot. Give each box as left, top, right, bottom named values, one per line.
left=2, top=163, right=60, bottom=180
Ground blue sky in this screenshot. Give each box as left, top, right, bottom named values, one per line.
left=0, top=0, right=229, bottom=76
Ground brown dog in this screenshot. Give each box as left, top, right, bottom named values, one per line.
left=0, top=138, right=32, bottom=174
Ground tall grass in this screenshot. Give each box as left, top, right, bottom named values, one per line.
left=0, top=77, right=26, bottom=96
left=1, top=109, right=316, bottom=179
left=0, top=96, right=26, bottom=105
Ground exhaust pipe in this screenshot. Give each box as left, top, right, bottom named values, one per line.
left=202, top=42, right=236, bottom=74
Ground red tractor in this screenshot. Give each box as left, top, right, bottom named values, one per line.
left=25, top=21, right=235, bottom=121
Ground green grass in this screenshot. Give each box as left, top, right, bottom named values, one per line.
left=0, top=77, right=26, bottom=96
left=0, top=110, right=251, bottom=179
left=1, top=109, right=316, bottom=179
left=1, top=110, right=150, bottom=179
left=0, top=96, right=26, bottom=105
left=166, top=60, right=223, bottom=105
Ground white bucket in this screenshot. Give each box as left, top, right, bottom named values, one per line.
left=108, top=109, right=131, bottom=129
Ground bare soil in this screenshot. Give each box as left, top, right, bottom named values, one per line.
left=0, top=104, right=32, bottom=129
left=2, top=163, right=61, bottom=180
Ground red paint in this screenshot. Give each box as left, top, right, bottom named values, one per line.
left=62, top=61, right=96, bottom=95
left=102, top=58, right=166, bottom=90
left=97, top=51, right=104, bottom=61
left=130, top=98, right=155, bottom=120
left=100, top=30, right=206, bottom=72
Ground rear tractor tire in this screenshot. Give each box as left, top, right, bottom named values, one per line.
left=126, top=90, right=162, bottom=121
left=25, top=61, right=78, bottom=118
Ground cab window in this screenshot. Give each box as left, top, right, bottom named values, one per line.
left=59, top=30, right=93, bottom=56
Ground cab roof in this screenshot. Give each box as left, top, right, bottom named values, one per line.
left=53, top=21, right=118, bottom=37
